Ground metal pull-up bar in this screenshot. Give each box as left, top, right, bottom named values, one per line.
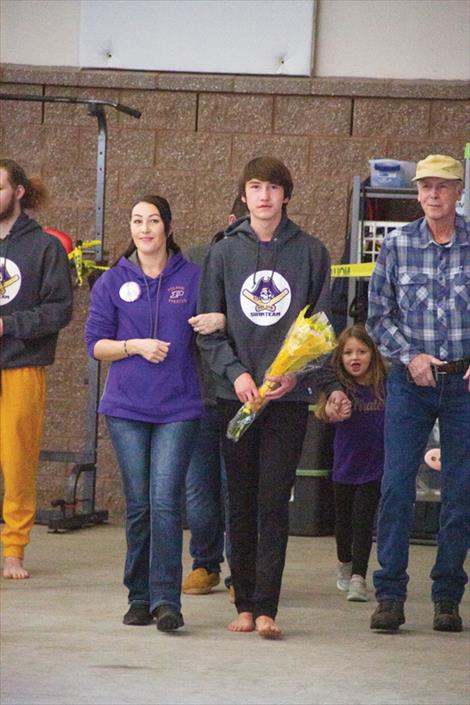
left=0, top=94, right=141, bottom=262
left=0, top=92, right=141, bottom=529
left=0, top=93, right=142, bottom=117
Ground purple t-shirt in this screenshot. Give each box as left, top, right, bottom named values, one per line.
left=332, top=385, right=385, bottom=485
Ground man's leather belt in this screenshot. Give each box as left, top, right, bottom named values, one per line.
left=434, top=358, right=470, bottom=375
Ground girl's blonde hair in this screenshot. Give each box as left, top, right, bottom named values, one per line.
left=315, top=324, right=387, bottom=421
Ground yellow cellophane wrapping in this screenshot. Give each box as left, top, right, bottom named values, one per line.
left=226, top=308, right=336, bottom=441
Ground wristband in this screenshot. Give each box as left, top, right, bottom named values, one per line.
left=123, top=340, right=130, bottom=357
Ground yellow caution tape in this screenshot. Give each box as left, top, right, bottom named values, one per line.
left=331, top=262, right=375, bottom=278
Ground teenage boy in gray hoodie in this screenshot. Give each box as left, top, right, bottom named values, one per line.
left=197, top=156, right=332, bottom=638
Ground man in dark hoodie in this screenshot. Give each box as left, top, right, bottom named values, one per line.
left=197, top=156, right=332, bottom=638
left=0, top=159, right=73, bottom=579
left=183, top=196, right=248, bottom=601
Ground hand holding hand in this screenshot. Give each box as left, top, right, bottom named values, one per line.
left=188, top=313, right=226, bottom=335
left=325, top=390, right=352, bottom=421
left=234, top=372, right=259, bottom=404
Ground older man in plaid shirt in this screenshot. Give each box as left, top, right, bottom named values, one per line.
left=367, top=154, right=469, bottom=633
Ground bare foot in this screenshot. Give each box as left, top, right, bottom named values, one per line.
left=255, top=615, right=282, bottom=639
left=227, top=612, right=255, bottom=632
left=3, top=557, right=30, bottom=580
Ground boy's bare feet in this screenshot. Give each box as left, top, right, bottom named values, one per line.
left=3, top=557, right=30, bottom=579
left=255, top=615, right=282, bottom=639
left=227, top=612, right=255, bottom=632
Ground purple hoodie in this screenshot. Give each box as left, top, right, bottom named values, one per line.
left=85, top=252, right=204, bottom=424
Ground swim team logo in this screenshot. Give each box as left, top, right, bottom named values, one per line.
left=240, top=270, right=291, bottom=327
left=0, top=258, right=21, bottom=305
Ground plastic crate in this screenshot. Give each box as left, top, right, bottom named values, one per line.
left=369, top=159, right=416, bottom=188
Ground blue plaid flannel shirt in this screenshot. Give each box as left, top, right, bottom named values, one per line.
left=367, top=214, right=470, bottom=365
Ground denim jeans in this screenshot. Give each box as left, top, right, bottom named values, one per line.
left=374, top=365, right=470, bottom=604
left=106, top=415, right=199, bottom=613
left=185, top=409, right=231, bottom=580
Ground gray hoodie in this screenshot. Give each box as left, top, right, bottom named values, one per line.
left=197, top=215, right=331, bottom=402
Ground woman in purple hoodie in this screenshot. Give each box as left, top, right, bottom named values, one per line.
left=86, top=195, right=223, bottom=632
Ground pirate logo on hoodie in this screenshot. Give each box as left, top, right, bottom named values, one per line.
left=0, top=258, right=21, bottom=305
left=240, top=270, right=291, bottom=327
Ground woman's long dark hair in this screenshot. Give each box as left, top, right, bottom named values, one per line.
left=114, top=194, right=181, bottom=265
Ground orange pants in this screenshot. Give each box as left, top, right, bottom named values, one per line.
left=0, top=367, right=46, bottom=559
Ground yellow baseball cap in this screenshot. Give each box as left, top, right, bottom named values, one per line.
left=413, top=154, right=463, bottom=181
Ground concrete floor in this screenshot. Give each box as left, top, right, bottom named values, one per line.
left=1, top=524, right=469, bottom=705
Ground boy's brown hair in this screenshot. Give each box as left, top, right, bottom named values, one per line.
left=238, top=156, right=293, bottom=202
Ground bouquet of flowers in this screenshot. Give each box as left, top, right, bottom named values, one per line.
left=226, top=306, right=336, bottom=442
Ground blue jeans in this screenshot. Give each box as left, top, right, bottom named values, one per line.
left=185, top=410, right=231, bottom=581
left=106, top=415, right=199, bottom=613
left=374, top=366, right=470, bottom=604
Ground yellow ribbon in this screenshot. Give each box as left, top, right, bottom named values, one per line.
left=331, top=262, right=375, bottom=278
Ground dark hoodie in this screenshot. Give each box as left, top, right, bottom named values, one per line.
left=197, top=215, right=332, bottom=402
left=0, top=213, right=73, bottom=369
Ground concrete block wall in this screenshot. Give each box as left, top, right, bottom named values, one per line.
left=0, top=65, right=468, bottom=518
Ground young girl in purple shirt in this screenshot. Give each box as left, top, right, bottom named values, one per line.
left=317, top=325, right=387, bottom=602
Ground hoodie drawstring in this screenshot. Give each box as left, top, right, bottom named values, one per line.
left=252, top=238, right=279, bottom=288
left=252, top=241, right=261, bottom=287
left=142, top=273, right=163, bottom=339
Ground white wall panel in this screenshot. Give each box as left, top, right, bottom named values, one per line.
left=79, top=0, right=315, bottom=75
left=0, top=0, right=80, bottom=66
left=1, top=0, right=468, bottom=81
left=316, top=0, right=470, bottom=80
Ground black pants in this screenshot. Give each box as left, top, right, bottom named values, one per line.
left=334, top=479, right=381, bottom=578
left=218, top=399, right=309, bottom=619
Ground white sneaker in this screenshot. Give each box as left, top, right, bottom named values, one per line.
left=347, top=574, right=368, bottom=602
left=336, top=561, right=352, bottom=591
